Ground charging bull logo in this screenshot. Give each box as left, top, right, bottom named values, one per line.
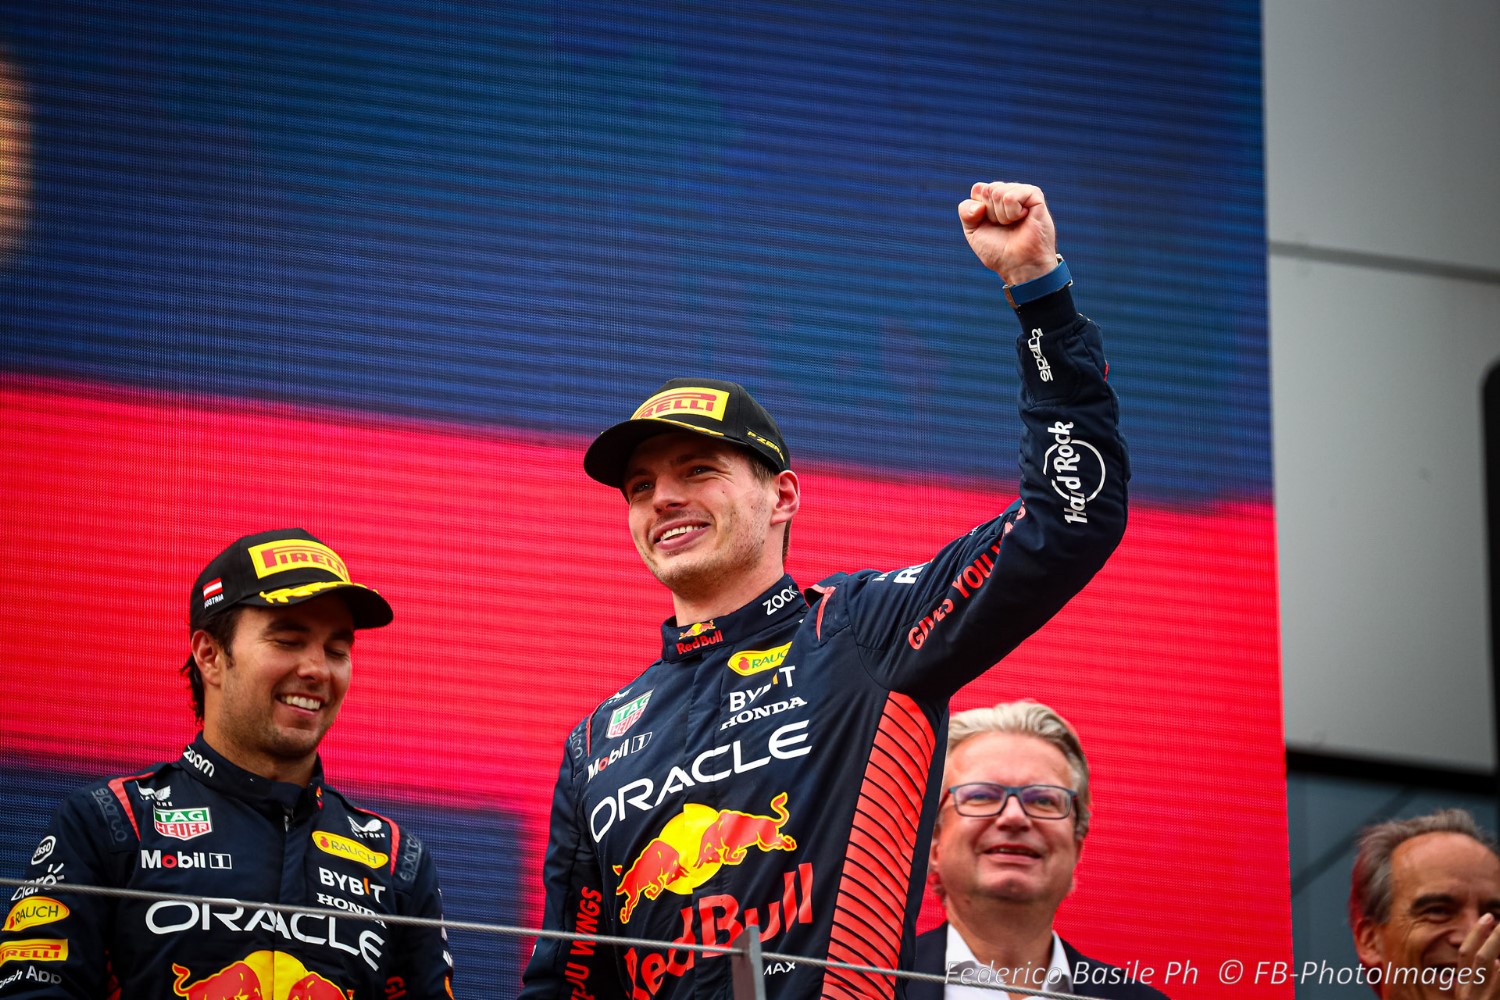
left=694, top=792, right=795, bottom=864
left=613, top=793, right=796, bottom=923
left=611, top=840, right=690, bottom=923
left=171, top=951, right=344, bottom=1000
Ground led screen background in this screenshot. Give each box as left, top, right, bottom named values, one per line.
left=0, top=1, right=1286, bottom=995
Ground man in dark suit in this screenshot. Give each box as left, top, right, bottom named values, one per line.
left=908, top=700, right=1167, bottom=1000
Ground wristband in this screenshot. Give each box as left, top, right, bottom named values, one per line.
left=1004, top=255, right=1071, bottom=309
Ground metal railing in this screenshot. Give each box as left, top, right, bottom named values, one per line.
left=0, top=876, right=1100, bottom=999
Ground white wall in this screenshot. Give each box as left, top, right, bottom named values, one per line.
left=1265, top=0, right=1500, bottom=770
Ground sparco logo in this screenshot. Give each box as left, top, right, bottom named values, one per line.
left=90, top=787, right=129, bottom=845
left=140, top=850, right=232, bottom=870
left=396, top=834, right=424, bottom=885
left=1027, top=328, right=1053, bottom=382
left=589, top=721, right=811, bottom=842
left=182, top=747, right=215, bottom=777
left=1044, top=421, right=1105, bottom=525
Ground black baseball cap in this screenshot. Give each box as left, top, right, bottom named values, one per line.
left=189, top=528, right=394, bottom=632
left=583, top=377, right=790, bottom=488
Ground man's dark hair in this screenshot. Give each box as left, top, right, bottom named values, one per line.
left=181, top=605, right=244, bottom=723
left=1348, top=808, right=1499, bottom=929
left=747, top=451, right=792, bottom=561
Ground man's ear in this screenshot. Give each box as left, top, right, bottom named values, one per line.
left=927, top=816, right=945, bottom=897
left=1353, top=916, right=1386, bottom=969
left=192, top=630, right=228, bottom=690
left=1067, top=836, right=1084, bottom=897
left=770, top=470, right=800, bottom=525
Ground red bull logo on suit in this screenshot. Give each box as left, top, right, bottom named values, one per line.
left=612, top=792, right=797, bottom=924
left=170, top=951, right=345, bottom=1000
left=622, top=863, right=814, bottom=1000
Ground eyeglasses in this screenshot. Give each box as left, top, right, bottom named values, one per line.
left=946, top=783, right=1077, bottom=820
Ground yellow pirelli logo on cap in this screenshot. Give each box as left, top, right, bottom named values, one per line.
left=632, top=387, right=729, bottom=422
left=248, top=540, right=350, bottom=582
left=312, top=830, right=388, bottom=870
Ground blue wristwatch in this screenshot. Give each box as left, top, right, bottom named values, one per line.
left=1004, top=255, right=1071, bottom=309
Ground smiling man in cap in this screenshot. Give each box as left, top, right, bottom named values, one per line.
left=522, top=181, right=1130, bottom=1000
left=1, top=528, right=455, bottom=999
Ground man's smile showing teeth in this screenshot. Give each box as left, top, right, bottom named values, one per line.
left=657, top=524, right=704, bottom=545
left=985, top=845, right=1041, bottom=859
left=279, top=694, right=322, bottom=711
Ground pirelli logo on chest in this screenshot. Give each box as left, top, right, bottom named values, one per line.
left=0, top=938, right=67, bottom=963
left=632, top=387, right=729, bottom=422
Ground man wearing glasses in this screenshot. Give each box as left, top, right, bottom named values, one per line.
left=910, top=700, right=1167, bottom=1000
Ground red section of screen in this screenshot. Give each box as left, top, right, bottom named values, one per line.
left=0, top=377, right=1290, bottom=996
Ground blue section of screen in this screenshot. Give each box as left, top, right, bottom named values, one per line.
left=0, top=0, right=1266, bottom=501
left=0, top=759, right=525, bottom=991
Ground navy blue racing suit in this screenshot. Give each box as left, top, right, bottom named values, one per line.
left=520, top=284, right=1128, bottom=1000
left=0, top=735, right=454, bottom=999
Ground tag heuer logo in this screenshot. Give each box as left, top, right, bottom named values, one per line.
left=154, top=807, right=212, bottom=841
left=607, top=691, right=652, bottom=739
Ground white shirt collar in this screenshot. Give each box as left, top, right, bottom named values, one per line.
left=941, top=923, right=1071, bottom=1000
